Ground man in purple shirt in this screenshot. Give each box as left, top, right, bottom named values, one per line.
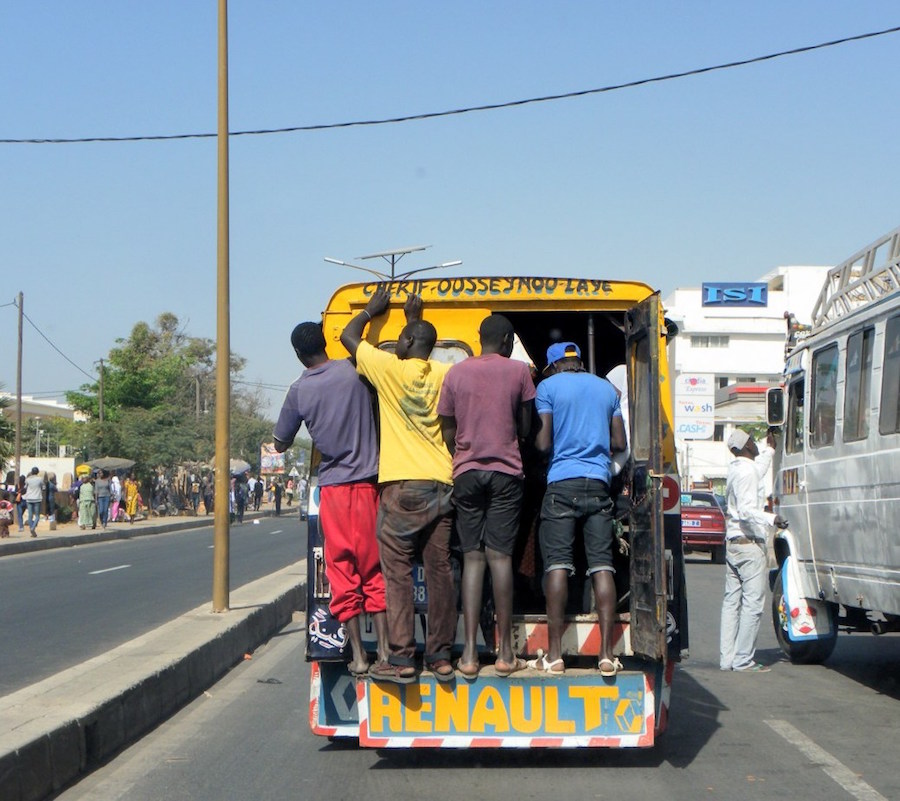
left=274, top=322, right=388, bottom=676
left=438, top=314, right=535, bottom=678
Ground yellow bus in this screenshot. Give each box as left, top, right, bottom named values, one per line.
left=305, top=274, right=687, bottom=748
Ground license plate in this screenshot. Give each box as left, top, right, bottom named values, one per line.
left=682, top=519, right=701, bottom=528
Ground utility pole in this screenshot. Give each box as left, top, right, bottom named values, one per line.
left=15, top=292, right=23, bottom=479
left=212, top=0, right=231, bottom=613
left=98, top=358, right=104, bottom=424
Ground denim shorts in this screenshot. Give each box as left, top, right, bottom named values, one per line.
left=539, top=477, right=615, bottom=575
left=452, top=470, right=523, bottom=555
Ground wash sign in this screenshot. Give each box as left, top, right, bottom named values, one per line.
left=675, top=374, right=715, bottom=439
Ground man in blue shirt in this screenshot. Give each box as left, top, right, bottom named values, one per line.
left=533, top=343, right=627, bottom=677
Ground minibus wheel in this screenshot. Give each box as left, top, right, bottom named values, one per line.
left=771, top=566, right=837, bottom=664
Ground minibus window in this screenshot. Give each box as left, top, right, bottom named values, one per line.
left=843, top=327, right=874, bottom=441
left=879, top=315, right=900, bottom=434
left=810, top=345, right=838, bottom=448
left=786, top=378, right=805, bottom=454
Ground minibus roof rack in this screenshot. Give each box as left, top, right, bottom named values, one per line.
left=810, top=225, right=900, bottom=330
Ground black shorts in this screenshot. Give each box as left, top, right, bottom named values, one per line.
left=452, top=470, right=523, bottom=556
left=539, top=477, right=615, bottom=575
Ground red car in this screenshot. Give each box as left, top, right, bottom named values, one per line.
left=681, top=491, right=727, bottom=564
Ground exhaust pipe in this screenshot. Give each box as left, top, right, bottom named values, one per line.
left=871, top=619, right=900, bottom=636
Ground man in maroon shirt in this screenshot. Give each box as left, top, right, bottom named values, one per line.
left=438, top=314, right=535, bottom=677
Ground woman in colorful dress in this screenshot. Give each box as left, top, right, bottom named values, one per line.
left=124, top=473, right=139, bottom=523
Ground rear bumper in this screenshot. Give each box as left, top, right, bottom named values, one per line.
left=310, top=659, right=673, bottom=748
left=681, top=532, right=724, bottom=550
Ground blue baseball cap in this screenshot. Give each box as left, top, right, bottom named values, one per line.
left=545, top=342, right=582, bottom=372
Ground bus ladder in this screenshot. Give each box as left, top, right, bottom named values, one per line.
left=810, top=225, right=900, bottom=330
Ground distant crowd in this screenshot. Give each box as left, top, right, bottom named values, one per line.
left=0, top=467, right=308, bottom=538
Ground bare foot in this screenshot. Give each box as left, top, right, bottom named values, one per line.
left=348, top=659, right=370, bottom=676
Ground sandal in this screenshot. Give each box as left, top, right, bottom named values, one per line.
left=598, top=657, right=622, bottom=677
left=426, top=659, right=456, bottom=684
left=368, top=661, right=416, bottom=684
left=347, top=662, right=371, bottom=678
left=525, top=649, right=565, bottom=675
left=734, top=662, right=771, bottom=673
left=494, top=656, right=527, bottom=678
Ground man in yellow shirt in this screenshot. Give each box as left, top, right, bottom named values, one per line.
left=341, top=287, right=456, bottom=684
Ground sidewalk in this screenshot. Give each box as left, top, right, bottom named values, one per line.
left=0, top=505, right=290, bottom=558
left=0, top=511, right=307, bottom=801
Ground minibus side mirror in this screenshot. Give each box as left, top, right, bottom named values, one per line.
left=766, top=387, right=785, bottom=427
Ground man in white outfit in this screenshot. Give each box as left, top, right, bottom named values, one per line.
left=719, top=428, right=788, bottom=672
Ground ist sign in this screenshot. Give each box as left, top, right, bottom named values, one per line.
left=702, top=282, right=768, bottom=307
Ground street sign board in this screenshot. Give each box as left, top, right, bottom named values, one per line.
left=675, top=373, right=715, bottom=440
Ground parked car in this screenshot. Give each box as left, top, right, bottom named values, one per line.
left=681, top=491, right=727, bottom=563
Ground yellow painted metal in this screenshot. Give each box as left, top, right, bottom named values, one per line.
left=320, top=276, right=677, bottom=469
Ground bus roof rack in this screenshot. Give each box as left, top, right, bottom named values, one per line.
left=810, top=225, right=900, bottom=330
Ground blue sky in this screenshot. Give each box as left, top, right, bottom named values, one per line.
left=2, top=3, right=898, bottom=417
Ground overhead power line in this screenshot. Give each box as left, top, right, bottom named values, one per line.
left=17, top=303, right=96, bottom=381
left=233, top=378, right=289, bottom=392
left=2, top=24, right=898, bottom=145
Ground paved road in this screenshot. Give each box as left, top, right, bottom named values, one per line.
left=57, top=559, right=900, bottom=801
left=0, top=516, right=307, bottom=695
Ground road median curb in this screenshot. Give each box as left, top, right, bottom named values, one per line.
left=0, top=561, right=306, bottom=801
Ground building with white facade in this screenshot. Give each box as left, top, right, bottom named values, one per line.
left=0, top=394, right=82, bottom=423
left=663, top=265, right=830, bottom=489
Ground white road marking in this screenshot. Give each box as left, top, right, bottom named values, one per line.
left=270, top=529, right=283, bottom=535
left=88, top=564, right=132, bottom=575
left=765, top=719, right=888, bottom=801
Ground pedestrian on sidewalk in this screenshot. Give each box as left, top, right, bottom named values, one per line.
left=273, top=480, right=282, bottom=516
left=202, top=474, right=214, bottom=515
left=78, top=474, right=96, bottom=530
left=15, top=475, right=26, bottom=533
left=124, top=473, right=139, bottom=523
left=24, top=467, right=44, bottom=537
left=109, top=473, right=122, bottom=523
left=190, top=473, right=201, bottom=513
left=235, top=476, right=248, bottom=524
left=253, top=476, right=263, bottom=511
left=44, top=472, right=57, bottom=525
left=95, top=470, right=111, bottom=529
left=0, top=490, right=14, bottom=538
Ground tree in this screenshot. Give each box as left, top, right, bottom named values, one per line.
left=65, top=313, right=272, bottom=483
left=0, top=386, right=14, bottom=478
